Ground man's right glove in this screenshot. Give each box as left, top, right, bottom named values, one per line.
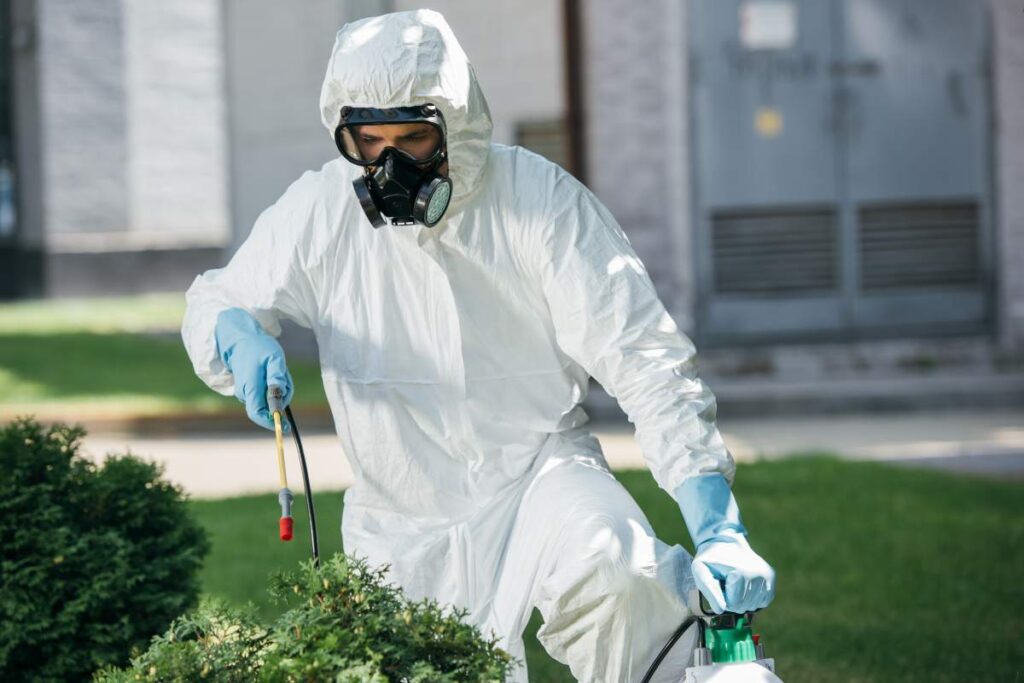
left=214, top=307, right=294, bottom=433
left=674, top=472, right=776, bottom=614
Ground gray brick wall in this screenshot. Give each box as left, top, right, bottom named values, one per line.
left=36, top=0, right=228, bottom=250
left=38, top=0, right=128, bottom=236
left=580, top=0, right=695, bottom=331
left=124, top=1, right=229, bottom=242
left=991, top=0, right=1024, bottom=350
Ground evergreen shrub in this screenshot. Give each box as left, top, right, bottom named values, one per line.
left=0, top=417, right=210, bottom=681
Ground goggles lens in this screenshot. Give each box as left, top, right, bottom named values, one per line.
left=337, top=123, right=443, bottom=165
left=335, top=105, right=446, bottom=167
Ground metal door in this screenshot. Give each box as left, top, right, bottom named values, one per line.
left=688, top=0, right=993, bottom=342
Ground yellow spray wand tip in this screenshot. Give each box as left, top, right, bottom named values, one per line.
left=272, top=411, right=288, bottom=491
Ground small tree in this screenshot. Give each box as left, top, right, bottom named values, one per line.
left=0, top=417, right=210, bottom=682
left=95, top=554, right=516, bottom=682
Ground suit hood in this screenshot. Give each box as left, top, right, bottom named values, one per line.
left=320, top=10, right=493, bottom=212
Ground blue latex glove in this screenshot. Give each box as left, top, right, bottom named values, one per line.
left=674, top=473, right=775, bottom=614
left=214, top=307, right=293, bottom=433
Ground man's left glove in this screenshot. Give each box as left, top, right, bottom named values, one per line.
left=674, top=473, right=776, bottom=614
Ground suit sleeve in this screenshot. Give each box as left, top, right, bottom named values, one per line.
left=532, top=170, right=736, bottom=492
left=180, top=173, right=320, bottom=397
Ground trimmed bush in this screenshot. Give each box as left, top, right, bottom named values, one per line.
left=95, top=554, right=516, bottom=682
left=92, top=597, right=269, bottom=683
left=0, top=417, right=210, bottom=682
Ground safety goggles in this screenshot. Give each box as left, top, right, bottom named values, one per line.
left=335, top=104, right=447, bottom=167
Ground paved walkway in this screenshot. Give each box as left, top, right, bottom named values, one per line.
left=77, top=410, right=1024, bottom=499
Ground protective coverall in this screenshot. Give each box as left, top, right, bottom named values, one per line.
left=182, top=10, right=736, bottom=681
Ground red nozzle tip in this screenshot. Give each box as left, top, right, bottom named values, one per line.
left=279, top=516, right=293, bottom=541
left=753, top=634, right=761, bottom=645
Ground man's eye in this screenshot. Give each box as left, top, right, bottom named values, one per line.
left=361, top=137, right=380, bottom=144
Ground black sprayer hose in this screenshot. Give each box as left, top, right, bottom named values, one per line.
left=639, top=615, right=706, bottom=683
left=284, top=405, right=320, bottom=568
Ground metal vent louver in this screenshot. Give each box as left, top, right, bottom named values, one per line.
left=858, top=202, right=980, bottom=290
left=711, top=207, right=838, bottom=295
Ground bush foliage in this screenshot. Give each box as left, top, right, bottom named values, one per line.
left=0, top=417, right=210, bottom=682
left=92, top=597, right=269, bottom=683
left=96, top=554, right=516, bottom=682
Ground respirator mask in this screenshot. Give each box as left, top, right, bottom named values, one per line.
left=335, top=104, right=452, bottom=228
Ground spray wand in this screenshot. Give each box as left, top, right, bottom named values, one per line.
left=267, top=384, right=320, bottom=567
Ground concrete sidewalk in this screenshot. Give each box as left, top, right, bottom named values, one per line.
left=76, top=409, right=1024, bottom=499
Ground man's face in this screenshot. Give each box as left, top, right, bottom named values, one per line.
left=354, top=122, right=447, bottom=174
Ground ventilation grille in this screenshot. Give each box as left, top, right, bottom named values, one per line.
left=711, top=207, right=838, bottom=294
left=859, top=202, right=980, bottom=290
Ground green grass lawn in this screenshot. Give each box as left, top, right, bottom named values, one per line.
left=0, top=293, right=188, bottom=334
left=0, top=294, right=327, bottom=414
left=190, top=457, right=1024, bottom=683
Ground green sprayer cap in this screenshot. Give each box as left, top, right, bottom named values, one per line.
left=707, top=616, right=758, bottom=663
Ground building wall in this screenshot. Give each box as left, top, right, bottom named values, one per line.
left=123, top=1, right=229, bottom=247
left=991, top=0, right=1024, bottom=351
left=37, top=0, right=129, bottom=241
left=220, top=0, right=376, bottom=251
left=392, top=0, right=565, bottom=149
left=14, top=0, right=564, bottom=295
left=579, top=0, right=695, bottom=330
left=581, top=0, right=1023, bottom=351
left=6, top=0, right=46, bottom=298
left=13, top=0, right=231, bottom=296
left=35, top=0, right=228, bottom=252
left=11, top=0, right=1021, bottom=353
left=10, top=0, right=45, bottom=254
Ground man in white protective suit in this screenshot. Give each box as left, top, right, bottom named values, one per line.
left=181, top=10, right=775, bottom=682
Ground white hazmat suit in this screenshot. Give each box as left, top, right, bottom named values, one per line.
left=182, top=10, right=735, bottom=682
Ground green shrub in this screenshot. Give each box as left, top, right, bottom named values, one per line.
left=96, top=554, right=516, bottom=682
left=0, top=417, right=210, bottom=682
left=92, top=597, right=269, bottom=683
